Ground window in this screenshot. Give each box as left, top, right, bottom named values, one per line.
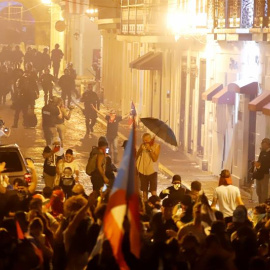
left=0, top=151, right=23, bottom=172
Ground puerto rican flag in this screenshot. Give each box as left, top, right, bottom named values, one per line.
left=103, top=125, right=141, bottom=269
left=64, top=0, right=88, bottom=15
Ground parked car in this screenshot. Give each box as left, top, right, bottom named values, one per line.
left=0, top=144, right=32, bottom=184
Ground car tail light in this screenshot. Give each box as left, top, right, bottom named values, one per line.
left=24, top=173, right=32, bottom=183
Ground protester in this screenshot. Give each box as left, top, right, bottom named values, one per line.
left=159, top=174, right=186, bottom=206
left=253, top=138, right=270, bottom=203
left=42, top=137, right=64, bottom=189
left=211, top=169, right=244, bottom=224
left=89, top=139, right=109, bottom=191
left=186, top=180, right=202, bottom=203
left=0, top=120, right=11, bottom=144
left=57, top=149, right=79, bottom=198
left=55, top=97, right=73, bottom=147
left=94, top=108, right=123, bottom=164
left=150, top=198, right=178, bottom=243
left=136, top=133, right=160, bottom=202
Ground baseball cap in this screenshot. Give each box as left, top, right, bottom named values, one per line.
left=172, top=174, right=181, bottom=183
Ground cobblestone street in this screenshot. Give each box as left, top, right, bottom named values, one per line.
left=0, top=89, right=256, bottom=208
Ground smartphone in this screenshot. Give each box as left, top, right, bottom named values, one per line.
left=102, top=184, right=107, bottom=192
left=105, top=148, right=109, bottom=154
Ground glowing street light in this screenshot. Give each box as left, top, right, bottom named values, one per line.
left=86, top=8, right=98, bottom=15
left=167, top=6, right=207, bottom=41
left=86, top=7, right=98, bottom=22
left=41, top=0, right=52, bottom=6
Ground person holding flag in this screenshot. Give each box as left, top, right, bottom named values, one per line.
left=136, top=133, right=160, bottom=202
left=90, top=121, right=141, bottom=269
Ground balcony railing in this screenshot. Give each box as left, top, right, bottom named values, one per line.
left=120, top=0, right=270, bottom=39
left=120, top=0, right=167, bottom=35
left=207, top=0, right=269, bottom=29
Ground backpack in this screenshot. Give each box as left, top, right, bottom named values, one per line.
left=86, top=146, right=100, bottom=176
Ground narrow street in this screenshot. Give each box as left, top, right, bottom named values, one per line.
left=0, top=89, right=255, bottom=207
left=0, top=89, right=169, bottom=195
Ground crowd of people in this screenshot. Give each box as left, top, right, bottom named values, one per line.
left=0, top=155, right=270, bottom=269
left=0, top=44, right=270, bottom=269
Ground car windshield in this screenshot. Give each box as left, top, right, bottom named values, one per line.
left=0, top=151, right=23, bottom=172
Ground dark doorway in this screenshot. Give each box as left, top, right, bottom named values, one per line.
left=247, top=96, right=256, bottom=185
left=187, top=57, right=196, bottom=154
left=197, top=59, right=206, bottom=158
left=179, top=56, right=187, bottom=150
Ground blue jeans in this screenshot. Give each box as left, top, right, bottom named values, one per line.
left=107, top=137, right=118, bottom=163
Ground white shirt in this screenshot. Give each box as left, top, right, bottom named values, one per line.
left=136, top=143, right=159, bottom=175
left=59, top=160, right=79, bottom=175
left=213, top=185, right=241, bottom=217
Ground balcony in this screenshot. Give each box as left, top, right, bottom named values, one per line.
left=120, top=0, right=167, bottom=35
left=207, top=0, right=270, bottom=41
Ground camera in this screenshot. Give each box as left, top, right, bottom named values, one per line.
left=4, top=128, right=8, bottom=132
left=105, top=148, right=109, bottom=154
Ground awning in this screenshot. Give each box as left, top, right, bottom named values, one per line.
left=212, top=86, right=235, bottom=105
left=248, top=91, right=270, bottom=111
left=202, top=83, right=223, bottom=101
left=228, top=79, right=258, bottom=95
left=262, top=103, right=270, bottom=116
left=129, top=52, right=162, bottom=70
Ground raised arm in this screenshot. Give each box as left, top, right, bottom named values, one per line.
left=27, top=159, right=37, bottom=194
left=97, top=153, right=109, bottom=184
left=0, top=162, right=7, bottom=194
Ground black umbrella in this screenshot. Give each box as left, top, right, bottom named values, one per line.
left=140, top=117, right=178, bottom=146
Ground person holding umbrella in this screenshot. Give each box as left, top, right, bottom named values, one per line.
left=136, top=133, right=160, bottom=202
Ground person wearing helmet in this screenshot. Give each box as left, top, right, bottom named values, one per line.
left=51, top=44, right=64, bottom=79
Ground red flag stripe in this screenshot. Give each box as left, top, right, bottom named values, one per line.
left=128, top=194, right=141, bottom=258
left=104, top=190, right=129, bottom=269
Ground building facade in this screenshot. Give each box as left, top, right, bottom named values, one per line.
left=92, top=0, right=270, bottom=188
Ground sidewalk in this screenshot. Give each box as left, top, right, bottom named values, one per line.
left=96, top=109, right=256, bottom=208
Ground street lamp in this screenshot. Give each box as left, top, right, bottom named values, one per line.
left=86, top=7, right=98, bottom=22
left=41, top=0, right=52, bottom=6
left=167, top=7, right=207, bottom=41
